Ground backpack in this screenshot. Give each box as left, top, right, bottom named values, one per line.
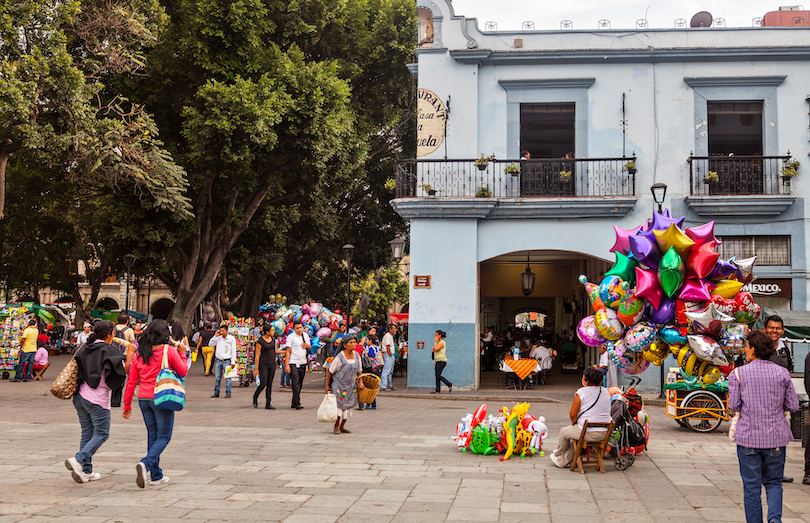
left=111, top=326, right=131, bottom=353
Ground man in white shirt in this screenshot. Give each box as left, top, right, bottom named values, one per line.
left=284, top=321, right=310, bottom=409
left=211, top=325, right=237, bottom=398
left=380, top=324, right=397, bottom=391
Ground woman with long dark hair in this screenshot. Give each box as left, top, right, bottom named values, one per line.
left=253, top=324, right=283, bottom=409
left=169, top=319, right=191, bottom=370
left=431, top=330, right=452, bottom=394
left=123, top=319, right=187, bottom=488
left=66, top=320, right=126, bottom=483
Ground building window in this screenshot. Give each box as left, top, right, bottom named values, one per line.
left=708, top=101, right=763, bottom=156
left=520, top=103, right=575, bottom=159
left=418, top=8, right=434, bottom=48
left=717, top=236, right=790, bottom=266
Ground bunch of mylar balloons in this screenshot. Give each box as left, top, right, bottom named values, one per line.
left=576, top=210, right=761, bottom=385
left=258, top=298, right=344, bottom=354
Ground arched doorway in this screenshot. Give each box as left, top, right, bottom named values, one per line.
left=96, top=297, right=119, bottom=310
left=150, top=298, right=174, bottom=320
left=478, top=249, right=610, bottom=390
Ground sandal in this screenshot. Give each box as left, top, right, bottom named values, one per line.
left=334, top=429, right=341, bottom=434
left=340, top=428, right=351, bottom=433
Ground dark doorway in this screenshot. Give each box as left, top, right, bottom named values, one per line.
left=520, top=103, right=575, bottom=159
left=707, top=101, right=764, bottom=194
left=150, top=298, right=174, bottom=320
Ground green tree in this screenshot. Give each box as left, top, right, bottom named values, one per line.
left=350, top=266, right=408, bottom=324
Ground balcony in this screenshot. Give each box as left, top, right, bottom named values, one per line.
left=391, top=158, right=637, bottom=220
left=685, top=155, right=796, bottom=217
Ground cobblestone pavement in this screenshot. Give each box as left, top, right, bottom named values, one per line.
left=2, top=354, right=810, bottom=522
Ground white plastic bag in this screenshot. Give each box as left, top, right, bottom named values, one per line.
left=318, top=393, right=338, bottom=423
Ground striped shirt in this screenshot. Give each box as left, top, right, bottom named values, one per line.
left=728, top=358, right=799, bottom=449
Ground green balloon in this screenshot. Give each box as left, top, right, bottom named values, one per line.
left=605, top=252, right=637, bottom=285
left=658, top=246, right=685, bottom=297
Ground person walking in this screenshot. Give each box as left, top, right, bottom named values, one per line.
left=729, top=330, right=799, bottom=523
left=122, top=319, right=188, bottom=488
left=284, top=321, right=310, bottom=410
left=431, top=330, right=452, bottom=394
left=380, top=324, right=397, bottom=391
left=195, top=322, right=216, bottom=375
left=65, top=320, right=126, bottom=483
left=10, top=319, right=39, bottom=382
left=253, top=324, right=282, bottom=410
left=211, top=325, right=236, bottom=398
left=325, top=335, right=364, bottom=434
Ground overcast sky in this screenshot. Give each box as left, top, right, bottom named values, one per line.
left=451, top=0, right=792, bottom=31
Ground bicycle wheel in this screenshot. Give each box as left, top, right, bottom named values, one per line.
left=681, top=392, right=724, bottom=433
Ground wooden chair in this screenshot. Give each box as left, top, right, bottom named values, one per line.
left=33, top=362, right=50, bottom=381
left=570, top=420, right=614, bottom=474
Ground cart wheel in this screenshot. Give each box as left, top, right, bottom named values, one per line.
left=682, top=392, right=724, bottom=433
left=626, top=453, right=635, bottom=466
left=614, top=456, right=629, bottom=471
left=1, top=372, right=8, bottom=380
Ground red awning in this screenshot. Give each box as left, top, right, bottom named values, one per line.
left=389, top=313, right=409, bottom=324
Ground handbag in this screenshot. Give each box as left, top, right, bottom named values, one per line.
left=50, top=357, right=79, bottom=399
left=154, top=345, right=186, bottom=411
left=318, top=392, right=338, bottom=423
left=728, top=368, right=741, bottom=443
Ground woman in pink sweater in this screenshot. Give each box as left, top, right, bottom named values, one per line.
left=123, top=319, right=187, bottom=488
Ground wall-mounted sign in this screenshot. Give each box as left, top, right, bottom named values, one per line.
left=741, top=278, right=792, bottom=299
left=417, top=341, right=425, bottom=350
left=417, top=88, right=447, bottom=158
left=413, top=275, right=431, bottom=288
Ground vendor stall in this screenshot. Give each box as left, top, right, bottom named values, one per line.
left=227, top=317, right=255, bottom=387
left=0, top=307, right=29, bottom=378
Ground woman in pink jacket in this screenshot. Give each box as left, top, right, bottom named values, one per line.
left=123, top=319, right=187, bottom=488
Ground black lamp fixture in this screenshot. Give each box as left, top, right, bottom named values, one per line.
left=388, top=235, right=406, bottom=266
left=123, top=253, right=136, bottom=312
left=521, top=251, right=535, bottom=296
left=342, top=244, right=355, bottom=328
left=650, top=182, right=667, bottom=214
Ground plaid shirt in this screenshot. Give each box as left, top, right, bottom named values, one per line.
left=729, top=359, right=799, bottom=449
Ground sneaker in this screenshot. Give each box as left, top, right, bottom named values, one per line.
left=150, top=476, right=170, bottom=485
left=211, top=394, right=219, bottom=398
left=549, top=452, right=566, bottom=469
left=367, top=406, right=377, bottom=410
left=86, top=472, right=101, bottom=481
left=70, top=471, right=87, bottom=484
left=8, top=379, right=19, bottom=382
left=225, top=393, right=231, bottom=398
left=65, top=457, right=85, bottom=481
left=135, top=462, right=147, bottom=489
left=803, top=474, right=810, bottom=485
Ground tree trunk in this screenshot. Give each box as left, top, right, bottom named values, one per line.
left=0, top=152, right=7, bottom=220
left=240, top=278, right=267, bottom=318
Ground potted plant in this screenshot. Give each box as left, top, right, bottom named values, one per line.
left=475, top=154, right=495, bottom=171
left=704, top=171, right=719, bottom=184
left=504, top=163, right=520, bottom=176
left=781, top=160, right=800, bottom=180
left=384, top=178, right=396, bottom=191
left=476, top=186, right=492, bottom=197
left=622, top=161, right=637, bottom=175
left=559, top=170, right=572, bottom=180
left=420, top=182, right=436, bottom=196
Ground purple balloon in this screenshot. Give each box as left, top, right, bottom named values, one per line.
left=651, top=211, right=685, bottom=231
left=577, top=316, right=607, bottom=346
left=651, top=297, right=676, bottom=325
left=629, top=234, right=663, bottom=270
left=708, top=259, right=737, bottom=281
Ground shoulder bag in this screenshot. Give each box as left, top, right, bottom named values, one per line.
left=154, top=345, right=186, bottom=411
left=576, top=387, right=602, bottom=424
left=50, top=355, right=80, bottom=400
left=728, top=368, right=741, bottom=443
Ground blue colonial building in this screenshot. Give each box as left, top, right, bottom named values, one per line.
left=393, top=0, right=810, bottom=392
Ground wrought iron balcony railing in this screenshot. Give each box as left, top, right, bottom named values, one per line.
left=394, top=157, right=636, bottom=198
left=687, top=155, right=792, bottom=196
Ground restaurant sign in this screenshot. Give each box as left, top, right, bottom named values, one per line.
left=416, top=88, right=447, bottom=158
left=740, top=278, right=792, bottom=299
left=413, top=275, right=431, bottom=289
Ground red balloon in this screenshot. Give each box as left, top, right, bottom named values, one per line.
left=685, top=241, right=719, bottom=279
left=711, top=295, right=739, bottom=318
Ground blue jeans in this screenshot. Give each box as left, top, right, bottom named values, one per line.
left=737, top=445, right=786, bottom=523
left=73, top=394, right=111, bottom=474
left=138, top=399, right=174, bottom=481
left=13, top=351, right=35, bottom=380
left=214, top=359, right=232, bottom=395
left=279, top=360, right=291, bottom=387
left=380, top=352, right=395, bottom=389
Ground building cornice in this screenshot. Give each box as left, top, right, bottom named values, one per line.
left=498, top=78, right=595, bottom=90
left=684, top=76, right=787, bottom=87
left=450, top=47, right=810, bottom=65
left=391, top=197, right=636, bottom=219
left=685, top=195, right=796, bottom=217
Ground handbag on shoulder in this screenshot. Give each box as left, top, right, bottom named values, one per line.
left=50, top=357, right=79, bottom=399
left=154, top=345, right=186, bottom=411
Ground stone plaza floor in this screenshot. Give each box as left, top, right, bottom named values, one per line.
left=2, top=354, right=810, bottom=522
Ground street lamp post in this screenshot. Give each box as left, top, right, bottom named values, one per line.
left=123, top=254, right=137, bottom=312
left=388, top=235, right=406, bottom=267
left=342, top=244, right=355, bottom=328
left=650, top=183, right=668, bottom=399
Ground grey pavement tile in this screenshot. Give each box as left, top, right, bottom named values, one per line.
left=280, top=515, right=338, bottom=523
left=446, top=507, right=500, bottom=521
left=335, top=515, right=394, bottom=523
left=345, top=500, right=404, bottom=515
left=398, top=500, right=453, bottom=513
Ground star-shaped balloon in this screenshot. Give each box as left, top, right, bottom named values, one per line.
left=635, top=266, right=664, bottom=309
left=651, top=211, right=685, bottom=231
left=679, top=278, right=713, bottom=301
left=605, top=252, right=637, bottom=284
left=686, top=221, right=721, bottom=246
left=629, top=234, right=662, bottom=270
left=610, top=225, right=643, bottom=255
left=687, top=335, right=729, bottom=366
left=711, top=279, right=743, bottom=299
left=685, top=303, right=734, bottom=338
left=685, top=241, right=720, bottom=279
left=653, top=223, right=695, bottom=256
left=658, top=246, right=685, bottom=297
left=708, top=258, right=737, bottom=281
left=651, top=297, right=676, bottom=325
left=731, top=256, right=757, bottom=284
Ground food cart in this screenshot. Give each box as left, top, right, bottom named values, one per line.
left=665, top=368, right=729, bottom=433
